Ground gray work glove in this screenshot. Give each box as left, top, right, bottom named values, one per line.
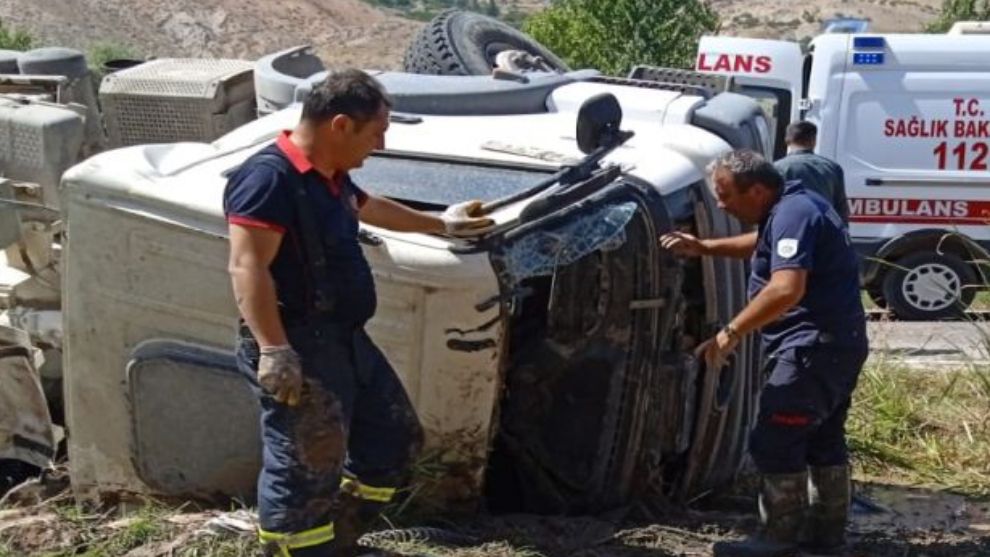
left=258, top=345, right=303, bottom=406
left=441, top=200, right=495, bottom=237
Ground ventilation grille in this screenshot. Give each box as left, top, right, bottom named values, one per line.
left=100, top=59, right=254, bottom=147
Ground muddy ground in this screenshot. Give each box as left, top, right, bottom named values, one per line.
left=2, top=473, right=988, bottom=556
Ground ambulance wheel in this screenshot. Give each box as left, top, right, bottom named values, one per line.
left=881, top=251, right=977, bottom=321
left=403, top=9, right=569, bottom=76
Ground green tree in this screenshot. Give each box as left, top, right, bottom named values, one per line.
left=927, top=0, right=990, bottom=32
left=523, top=0, right=719, bottom=76
left=0, top=18, right=33, bottom=50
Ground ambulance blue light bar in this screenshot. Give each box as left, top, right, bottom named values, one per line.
left=853, top=36, right=886, bottom=49
left=853, top=52, right=885, bottom=65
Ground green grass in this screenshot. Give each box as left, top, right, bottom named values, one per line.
left=0, top=18, right=33, bottom=50
left=86, top=41, right=141, bottom=74
left=848, top=358, right=990, bottom=497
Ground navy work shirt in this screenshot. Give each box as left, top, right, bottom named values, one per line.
left=774, top=149, right=849, bottom=223
left=223, top=131, right=376, bottom=325
left=749, top=181, right=866, bottom=357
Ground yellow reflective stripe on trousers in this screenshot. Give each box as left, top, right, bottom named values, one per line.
left=340, top=477, right=396, bottom=502
left=258, top=522, right=334, bottom=554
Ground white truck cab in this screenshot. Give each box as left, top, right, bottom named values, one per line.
left=697, top=32, right=990, bottom=320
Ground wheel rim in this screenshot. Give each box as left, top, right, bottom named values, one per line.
left=901, top=262, right=961, bottom=312
left=484, top=42, right=517, bottom=66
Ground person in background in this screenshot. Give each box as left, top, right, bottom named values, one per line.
left=774, top=120, right=849, bottom=223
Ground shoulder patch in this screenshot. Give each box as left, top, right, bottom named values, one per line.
left=777, top=238, right=799, bottom=259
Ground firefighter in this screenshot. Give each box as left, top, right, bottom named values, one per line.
left=224, top=69, right=493, bottom=556
left=660, top=150, right=868, bottom=557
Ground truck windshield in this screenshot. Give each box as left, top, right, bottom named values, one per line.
left=351, top=154, right=554, bottom=208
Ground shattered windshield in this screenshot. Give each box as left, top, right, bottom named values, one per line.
left=351, top=154, right=553, bottom=207
left=498, top=202, right=638, bottom=282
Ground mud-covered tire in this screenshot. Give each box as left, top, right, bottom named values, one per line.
left=403, top=9, right=569, bottom=76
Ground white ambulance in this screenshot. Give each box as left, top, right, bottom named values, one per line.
left=696, top=33, right=990, bottom=320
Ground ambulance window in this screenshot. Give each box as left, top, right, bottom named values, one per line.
left=737, top=85, right=792, bottom=159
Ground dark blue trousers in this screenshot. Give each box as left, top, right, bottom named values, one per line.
left=236, top=323, right=423, bottom=555
left=749, top=341, right=868, bottom=474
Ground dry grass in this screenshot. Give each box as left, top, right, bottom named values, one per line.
left=848, top=356, right=990, bottom=497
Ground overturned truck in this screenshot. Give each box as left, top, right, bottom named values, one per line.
left=57, top=48, right=768, bottom=513
left=5, top=15, right=772, bottom=513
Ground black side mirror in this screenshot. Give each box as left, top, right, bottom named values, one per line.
left=576, top=93, right=623, bottom=154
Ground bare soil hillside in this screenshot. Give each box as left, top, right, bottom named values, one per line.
left=714, top=0, right=944, bottom=40
left=0, top=0, right=422, bottom=69
left=0, top=1, right=948, bottom=70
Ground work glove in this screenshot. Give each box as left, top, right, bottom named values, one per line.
left=441, top=200, right=495, bottom=237
left=258, top=345, right=303, bottom=406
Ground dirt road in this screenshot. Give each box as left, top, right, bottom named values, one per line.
left=868, top=320, right=989, bottom=369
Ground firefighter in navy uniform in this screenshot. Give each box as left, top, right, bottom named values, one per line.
left=224, top=69, right=493, bottom=557
left=661, top=150, right=868, bottom=557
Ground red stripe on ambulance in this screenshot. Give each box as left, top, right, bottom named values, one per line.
left=849, top=198, right=990, bottom=225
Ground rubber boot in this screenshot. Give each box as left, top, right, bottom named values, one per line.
left=330, top=491, right=388, bottom=557
left=713, top=471, right=808, bottom=557
left=800, top=465, right=851, bottom=556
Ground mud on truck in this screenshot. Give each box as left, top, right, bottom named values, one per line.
left=3, top=11, right=774, bottom=514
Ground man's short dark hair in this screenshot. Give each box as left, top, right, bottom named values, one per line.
left=785, top=120, right=817, bottom=146
left=302, top=69, right=393, bottom=125
left=708, top=149, right=783, bottom=193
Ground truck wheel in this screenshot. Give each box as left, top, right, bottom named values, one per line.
left=403, top=9, right=569, bottom=76
left=881, top=251, right=977, bottom=321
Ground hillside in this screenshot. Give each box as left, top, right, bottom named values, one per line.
left=713, top=0, right=943, bottom=41
left=0, top=0, right=948, bottom=69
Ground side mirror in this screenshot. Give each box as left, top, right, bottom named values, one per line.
left=576, top=93, right=623, bottom=154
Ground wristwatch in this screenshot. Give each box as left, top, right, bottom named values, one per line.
left=721, top=324, right=741, bottom=343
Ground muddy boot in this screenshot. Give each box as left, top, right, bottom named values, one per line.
left=713, top=472, right=808, bottom=557
left=800, top=465, right=850, bottom=556
left=330, top=491, right=386, bottom=556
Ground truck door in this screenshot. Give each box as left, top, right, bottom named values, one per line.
left=696, top=37, right=804, bottom=158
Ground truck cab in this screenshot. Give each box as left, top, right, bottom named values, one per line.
left=697, top=32, right=990, bottom=320
left=50, top=55, right=771, bottom=512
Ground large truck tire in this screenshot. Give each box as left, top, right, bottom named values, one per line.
left=882, top=251, right=977, bottom=321
left=403, top=9, right=569, bottom=76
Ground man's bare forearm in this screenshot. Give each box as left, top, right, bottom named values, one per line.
left=230, top=266, right=288, bottom=347
left=702, top=231, right=758, bottom=259
left=729, top=270, right=806, bottom=336
left=359, top=195, right=443, bottom=233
